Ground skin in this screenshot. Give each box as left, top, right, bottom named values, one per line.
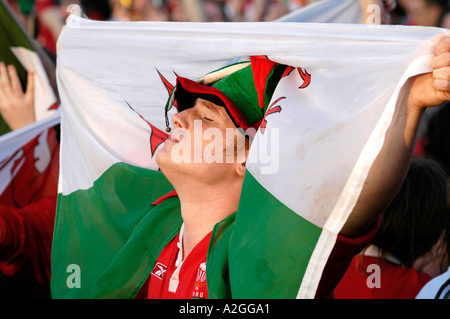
left=156, top=98, right=247, bottom=257
left=0, top=62, right=35, bottom=131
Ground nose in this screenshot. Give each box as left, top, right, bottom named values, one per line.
left=171, top=110, right=187, bottom=129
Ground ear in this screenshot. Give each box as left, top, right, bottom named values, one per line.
left=236, top=162, right=246, bottom=177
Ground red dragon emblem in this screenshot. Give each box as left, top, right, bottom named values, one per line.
left=260, top=96, right=286, bottom=134
left=260, top=64, right=311, bottom=133
left=124, top=69, right=181, bottom=158
left=126, top=101, right=168, bottom=158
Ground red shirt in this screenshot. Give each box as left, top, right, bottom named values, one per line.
left=147, top=231, right=212, bottom=299
left=138, top=216, right=380, bottom=299
left=334, top=254, right=432, bottom=299
left=315, top=218, right=381, bottom=298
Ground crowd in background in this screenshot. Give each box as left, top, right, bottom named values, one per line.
left=5, top=0, right=450, bottom=60
left=1, top=0, right=450, bottom=299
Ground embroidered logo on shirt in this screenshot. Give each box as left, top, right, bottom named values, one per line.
left=151, top=262, right=167, bottom=280
left=192, top=262, right=207, bottom=298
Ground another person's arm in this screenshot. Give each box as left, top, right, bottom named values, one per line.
left=0, top=62, right=35, bottom=130
left=342, top=36, right=450, bottom=237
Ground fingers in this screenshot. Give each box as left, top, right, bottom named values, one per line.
left=0, top=62, right=25, bottom=98
left=8, top=64, right=23, bottom=96
left=433, top=66, right=450, bottom=80
left=25, top=71, right=35, bottom=105
left=430, top=51, right=450, bottom=70
left=0, top=62, right=13, bottom=97
left=434, top=35, right=450, bottom=57
left=430, top=36, right=450, bottom=93
left=0, top=62, right=36, bottom=129
left=433, top=78, right=450, bottom=92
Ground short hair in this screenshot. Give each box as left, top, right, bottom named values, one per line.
left=372, top=157, right=450, bottom=269
left=424, top=101, right=450, bottom=177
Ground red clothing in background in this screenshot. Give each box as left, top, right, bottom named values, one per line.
left=0, top=196, right=57, bottom=298
left=334, top=254, right=432, bottom=299
left=315, top=217, right=381, bottom=299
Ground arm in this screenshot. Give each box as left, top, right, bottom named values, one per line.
left=341, top=36, right=450, bottom=237
left=0, top=62, right=35, bottom=130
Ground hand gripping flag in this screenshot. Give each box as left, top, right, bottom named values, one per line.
left=52, top=9, right=449, bottom=299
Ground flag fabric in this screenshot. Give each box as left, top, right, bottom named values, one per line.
left=52, top=9, right=448, bottom=299
left=0, top=113, right=60, bottom=207
left=0, top=0, right=60, bottom=208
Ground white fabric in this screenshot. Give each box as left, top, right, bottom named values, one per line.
left=10, top=46, right=57, bottom=121
left=416, top=267, right=450, bottom=299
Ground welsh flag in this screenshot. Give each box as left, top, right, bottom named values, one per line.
left=52, top=9, right=448, bottom=299
left=0, top=0, right=60, bottom=208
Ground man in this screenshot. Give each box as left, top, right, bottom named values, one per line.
left=135, top=27, right=450, bottom=298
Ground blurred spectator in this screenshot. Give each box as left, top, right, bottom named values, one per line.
left=416, top=266, right=450, bottom=298
left=0, top=59, right=57, bottom=299
left=334, top=157, right=450, bottom=299
left=359, top=0, right=397, bottom=24
left=33, top=0, right=112, bottom=58
left=81, top=0, right=112, bottom=20
left=119, top=0, right=168, bottom=21
left=226, top=0, right=295, bottom=22
left=0, top=197, right=57, bottom=299
left=423, top=101, right=450, bottom=177
left=33, top=0, right=76, bottom=59
left=416, top=181, right=450, bottom=299
left=399, top=0, right=450, bottom=28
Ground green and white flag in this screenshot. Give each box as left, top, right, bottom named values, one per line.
left=52, top=9, right=448, bottom=298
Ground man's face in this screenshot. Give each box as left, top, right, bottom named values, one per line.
left=156, top=98, right=248, bottom=184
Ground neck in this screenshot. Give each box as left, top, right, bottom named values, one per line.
left=176, top=181, right=242, bottom=258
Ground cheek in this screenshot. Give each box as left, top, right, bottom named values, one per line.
left=223, top=133, right=247, bottom=163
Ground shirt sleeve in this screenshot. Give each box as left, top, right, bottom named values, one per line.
left=314, top=216, right=381, bottom=299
